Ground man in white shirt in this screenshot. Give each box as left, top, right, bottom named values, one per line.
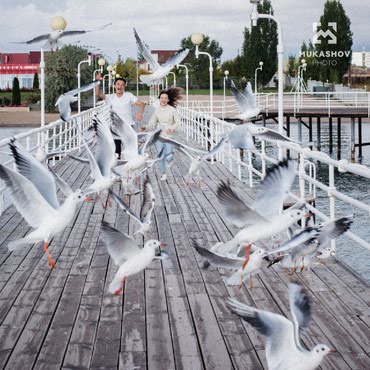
left=95, top=72, right=145, bottom=156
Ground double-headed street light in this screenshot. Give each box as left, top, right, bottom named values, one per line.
left=169, top=71, right=176, bottom=87
left=250, top=0, right=284, bottom=158
left=77, top=53, right=92, bottom=113
left=254, top=61, right=263, bottom=94
left=93, top=57, right=106, bottom=107
left=177, top=64, right=189, bottom=108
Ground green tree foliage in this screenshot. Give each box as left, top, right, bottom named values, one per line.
left=241, top=0, right=278, bottom=86
left=32, top=73, right=39, bottom=90
left=286, top=54, right=298, bottom=78
left=116, top=57, right=137, bottom=80
left=45, top=45, right=94, bottom=112
left=180, top=35, right=223, bottom=88
left=12, top=77, right=21, bottom=105
left=221, top=55, right=244, bottom=79
left=315, top=0, right=353, bottom=82
left=300, top=40, right=321, bottom=81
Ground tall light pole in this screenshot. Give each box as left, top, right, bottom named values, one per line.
left=250, top=0, right=284, bottom=140
left=93, top=57, right=105, bottom=107
left=177, top=64, right=189, bottom=108
left=254, top=61, right=263, bottom=94
left=168, top=71, right=176, bottom=87
left=107, top=65, right=113, bottom=94
left=111, top=69, right=117, bottom=93
left=223, top=70, right=229, bottom=102
left=191, top=33, right=213, bottom=117
left=77, top=53, right=92, bottom=113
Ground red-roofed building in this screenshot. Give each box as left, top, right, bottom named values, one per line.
left=0, top=51, right=40, bottom=89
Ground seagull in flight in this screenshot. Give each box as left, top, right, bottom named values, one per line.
left=100, top=221, right=167, bottom=295
left=134, top=28, right=189, bottom=85
left=55, top=81, right=100, bottom=121
left=0, top=141, right=89, bottom=268
left=227, top=282, right=336, bottom=370
left=12, top=23, right=112, bottom=51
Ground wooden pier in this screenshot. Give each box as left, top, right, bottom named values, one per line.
left=0, top=144, right=370, bottom=369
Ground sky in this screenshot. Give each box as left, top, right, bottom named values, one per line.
left=0, top=0, right=369, bottom=64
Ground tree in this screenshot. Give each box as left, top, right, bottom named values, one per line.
left=241, top=0, right=278, bottom=87
left=300, top=40, right=321, bottom=81
left=12, top=77, right=21, bottom=105
left=180, top=35, right=223, bottom=88
left=116, top=57, right=137, bottom=80
left=221, top=55, right=244, bottom=79
left=286, top=54, right=299, bottom=78
left=33, top=73, right=39, bottom=90
left=315, top=0, right=353, bottom=82
left=44, top=45, right=94, bottom=112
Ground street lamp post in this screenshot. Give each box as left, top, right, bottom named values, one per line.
left=111, top=69, right=117, bottom=93
left=168, top=71, right=176, bottom=87
left=250, top=0, right=284, bottom=158
left=223, top=70, right=229, bottom=102
left=177, top=64, right=189, bottom=108
left=93, top=57, right=105, bottom=107
left=77, top=53, right=92, bottom=113
left=102, top=74, right=109, bottom=95
left=40, top=49, right=45, bottom=127
left=191, top=33, right=213, bottom=118
left=254, top=61, right=263, bottom=94
left=107, top=65, right=113, bottom=94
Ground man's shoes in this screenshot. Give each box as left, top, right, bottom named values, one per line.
left=160, top=174, right=167, bottom=181
left=167, top=161, right=173, bottom=169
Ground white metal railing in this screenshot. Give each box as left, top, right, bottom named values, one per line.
left=0, top=104, right=109, bottom=213
left=178, top=105, right=370, bottom=253
left=183, top=91, right=370, bottom=119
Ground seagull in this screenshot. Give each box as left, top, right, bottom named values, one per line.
left=109, top=177, right=155, bottom=235
left=55, top=81, right=100, bottom=121
left=134, top=28, right=189, bottom=85
left=0, top=142, right=89, bottom=268
left=227, top=282, right=336, bottom=370
left=229, top=79, right=263, bottom=120
left=100, top=221, right=167, bottom=295
left=192, top=240, right=268, bottom=288
left=12, top=23, right=112, bottom=51
left=178, top=138, right=227, bottom=186
left=214, top=160, right=308, bottom=255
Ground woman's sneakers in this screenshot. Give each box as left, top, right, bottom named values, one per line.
left=160, top=173, right=167, bottom=181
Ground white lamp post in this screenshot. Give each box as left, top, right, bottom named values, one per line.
left=102, top=74, right=109, bottom=94
left=111, top=69, right=117, bottom=93
left=168, top=71, right=176, bottom=87
left=191, top=33, right=213, bottom=118
left=93, top=57, right=105, bottom=107
left=223, top=70, right=229, bottom=102
left=77, top=53, right=92, bottom=113
left=254, top=61, right=263, bottom=94
left=107, top=65, right=113, bottom=94
left=177, top=64, right=189, bottom=108
left=250, top=0, right=284, bottom=158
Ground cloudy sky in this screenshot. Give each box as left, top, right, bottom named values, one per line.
left=0, top=0, right=369, bottom=63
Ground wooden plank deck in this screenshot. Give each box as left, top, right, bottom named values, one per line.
left=0, top=139, right=370, bottom=369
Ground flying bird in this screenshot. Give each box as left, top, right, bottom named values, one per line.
left=55, top=81, right=100, bottom=121
left=134, top=28, right=189, bottom=85
left=100, top=221, right=167, bottom=295
left=227, top=282, right=336, bottom=370
left=12, top=23, right=112, bottom=51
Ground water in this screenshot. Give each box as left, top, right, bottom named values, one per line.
left=1, top=122, right=370, bottom=282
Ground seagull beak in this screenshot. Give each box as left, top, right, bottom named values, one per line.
left=304, top=212, right=314, bottom=218
left=84, top=196, right=94, bottom=201
left=160, top=242, right=167, bottom=247
left=329, top=348, right=337, bottom=353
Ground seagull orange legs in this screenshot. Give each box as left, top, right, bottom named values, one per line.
left=240, top=244, right=252, bottom=288
left=114, top=277, right=126, bottom=296
left=43, top=242, right=55, bottom=269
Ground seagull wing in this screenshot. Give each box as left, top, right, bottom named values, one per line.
left=225, top=125, right=256, bottom=150
left=55, top=95, right=72, bottom=121
left=47, top=165, right=73, bottom=197
left=201, top=138, right=227, bottom=160
left=134, top=28, right=161, bottom=71
left=10, top=141, right=60, bottom=209
left=243, top=81, right=256, bottom=108
left=140, top=177, right=155, bottom=224
left=0, top=164, right=55, bottom=228
left=12, top=33, right=50, bottom=44
left=192, top=240, right=244, bottom=269
left=229, top=80, right=254, bottom=112
left=289, top=282, right=312, bottom=351
left=158, top=136, right=208, bottom=154
left=253, top=159, right=297, bottom=219
left=161, top=48, right=190, bottom=68
left=61, top=23, right=112, bottom=38
left=101, top=221, right=140, bottom=265
left=317, top=217, right=352, bottom=246
left=109, top=191, right=142, bottom=226
left=217, top=180, right=267, bottom=228
left=66, top=81, right=100, bottom=96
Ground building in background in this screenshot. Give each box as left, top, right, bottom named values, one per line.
left=352, top=49, right=370, bottom=68
left=0, top=51, right=40, bottom=89
left=140, top=50, right=178, bottom=71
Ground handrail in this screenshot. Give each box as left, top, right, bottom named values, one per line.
left=177, top=105, right=370, bottom=253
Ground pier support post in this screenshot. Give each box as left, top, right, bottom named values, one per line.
left=317, top=117, right=321, bottom=151
left=298, top=117, right=302, bottom=143
left=351, top=117, right=356, bottom=163
left=329, top=117, right=333, bottom=153
left=358, top=117, right=363, bottom=161
left=337, top=117, right=341, bottom=160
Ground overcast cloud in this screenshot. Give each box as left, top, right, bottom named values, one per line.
left=0, top=0, right=369, bottom=63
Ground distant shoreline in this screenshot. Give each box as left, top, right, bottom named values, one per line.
left=0, top=111, right=59, bottom=128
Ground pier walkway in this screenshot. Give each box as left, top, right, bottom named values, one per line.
left=0, top=137, right=370, bottom=370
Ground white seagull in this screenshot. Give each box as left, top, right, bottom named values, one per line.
left=134, top=28, right=189, bottom=85
left=1, top=141, right=89, bottom=268
left=55, top=81, right=100, bottom=121
left=12, top=23, right=112, bottom=51
left=100, top=221, right=167, bottom=295
left=227, top=282, right=336, bottom=370
left=109, top=176, right=155, bottom=235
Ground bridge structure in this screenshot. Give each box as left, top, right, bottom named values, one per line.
left=0, top=101, right=369, bottom=369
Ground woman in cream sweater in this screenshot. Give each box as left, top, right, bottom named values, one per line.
left=144, top=87, right=182, bottom=181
